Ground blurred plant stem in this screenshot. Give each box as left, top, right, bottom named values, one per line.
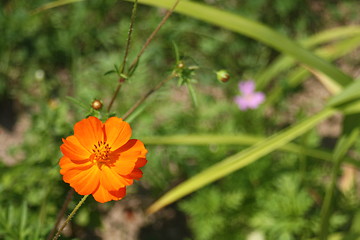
left=127, top=0, right=180, bottom=75
left=122, top=72, right=177, bottom=120
left=319, top=126, right=360, bottom=240
left=52, top=195, right=89, bottom=240
left=107, top=0, right=180, bottom=113
left=46, top=189, right=74, bottom=240
left=31, top=0, right=84, bottom=15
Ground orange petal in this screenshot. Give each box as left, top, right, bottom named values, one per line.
left=92, top=184, right=114, bottom=203
left=134, top=158, right=147, bottom=168
left=126, top=168, right=143, bottom=180
left=60, top=136, right=91, bottom=160
left=108, top=187, right=127, bottom=200
left=114, top=139, right=148, bottom=157
left=111, top=140, right=147, bottom=175
left=92, top=184, right=126, bottom=203
left=62, top=163, right=93, bottom=182
left=111, top=158, right=136, bottom=176
left=59, top=156, right=73, bottom=171
left=100, top=165, right=132, bottom=191
left=59, top=156, right=92, bottom=175
left=104, top=117, right=132, bottom=150
left=62, top=168, right=84, bottom=183
left=74, top=116, right=104, bottom=151
left=64, top=165, right=100, bottom=195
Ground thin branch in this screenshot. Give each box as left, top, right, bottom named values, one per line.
left=107, top=0, right=139, bottom=112
left=31, top=0, right=84, bottom=15
left=108, top=0, right=180, bottom=113
left=120, top=0, right=138, bottom=74
left=128, top=0, right=181, bottom=74
left=107, top=78, right=125, bottom=112
left=52, top=195, right=89, bottom=240
left=47, top=189, right=74, bottom=240
left=122, top=72, right=176, bottom=120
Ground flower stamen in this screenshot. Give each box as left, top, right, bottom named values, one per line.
left=92, top=141, right=111, bottom=163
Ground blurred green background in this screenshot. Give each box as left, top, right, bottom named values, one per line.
left=1, top=0, right=360, bottom=239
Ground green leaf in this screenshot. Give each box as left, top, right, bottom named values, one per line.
left=304, top=66, right=341, bottom=95
left=141, top=135, right=360, bottom=167
left=127, top=0, right=353, bottom=87
left=263, top=34, right=360, bottom=105
left=146, top=96, right=360, bottom=214
left=172, top=41, right=180, bottom=63
left=147, top=108, right=336, bottom=214
left=257, top=26, right=360, bottom=90
left=328, top=80, right=360, bottom=108
left=128, top=58, right=139, bottom=77
left=186, top=82, right=198, bottom=107
left=19, top=202, right=28, bottom=239
left=104, top=69, right=117, bottom=76
left=32, top=0, right=83, bottom=14
left=304, top=25, right=360, bottom=46
left=65, top=96, right=89, bottom=110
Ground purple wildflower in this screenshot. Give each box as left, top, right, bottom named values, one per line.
left=234, top=80, right=265, bottom=110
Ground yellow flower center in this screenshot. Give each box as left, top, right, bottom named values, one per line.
left=92, top=141, right=111, bottom=163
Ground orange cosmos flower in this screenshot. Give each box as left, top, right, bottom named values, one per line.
left=59, top=116, right=148, bottom=203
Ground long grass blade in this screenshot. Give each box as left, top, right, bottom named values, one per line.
left=257, top=29, right=360, bottom=90
left=147, top=108, right=336, bottom=214
left=141, top=135, right=360, bottom=167
left=32, top=0, right=83, bottom=14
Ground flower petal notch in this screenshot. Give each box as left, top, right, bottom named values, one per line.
left=59, top=116, right=148, bottom=203
left=234, top=80, right=265, bottom=110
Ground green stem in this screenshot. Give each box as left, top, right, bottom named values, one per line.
left=108, top=0, right=180, bottom=113
left=107, top=0, right=139, bottom=112
left=120, top=0, right=138, bottom=74
left=122, top=72, right=176, bottom=120
left=47, top=189, right=74, bottom=240
left=52, top=195, right=89, bottom=240
left=319, top=127, right=360, bottom=239
left=319, top=159, right=341, bottom=240
left=127, top=0, right=180, bottom=75
left=298, top=129, right=310, bottom=183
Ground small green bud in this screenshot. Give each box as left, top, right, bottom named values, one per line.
left=216, top=70, right=230, bottom=83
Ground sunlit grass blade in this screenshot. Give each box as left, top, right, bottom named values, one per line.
left=303, top=26, right=360, bottom=46
left=147, top=108, right=336, bottom=214
left=32, top=0, right=84, bottom=14
left=257, top=26, right=360, bottom=89
left=265, top=35, right=360, bottom=105
left=304, top=65, right=341, bottom=94
left=328, top=80, right=360, bottom=107
left=127, top=0, right=352, bottom=87
left=141, top=135, right=360, bottom=167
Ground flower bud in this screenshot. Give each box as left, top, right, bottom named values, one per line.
left=177, top=61, right=185, bottom=69
left=216, top=70, right=230, bottom=83
left=91, top=99, right=103, bottom=110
